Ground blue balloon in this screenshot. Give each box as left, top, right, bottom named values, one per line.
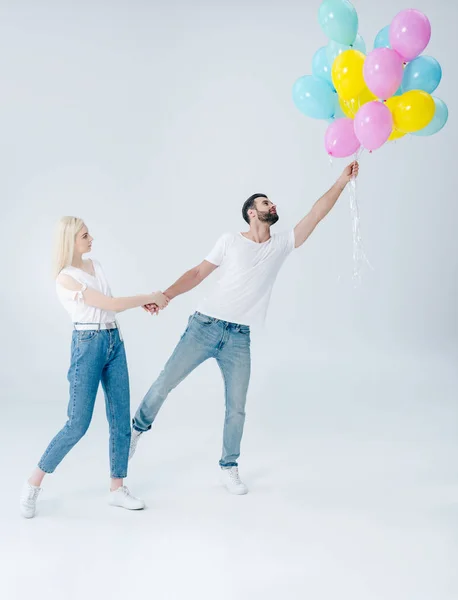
left=326, top=34, right=366, bottom=66
left=292, top=75, right=337, bottom=120
left=374, top=25, right=391, bottom=49
left=402, top=56, right=442, bottom=94
left=312, top=47, right=334, bottom=87
left=412, top=97, right=448, bottom=136
left=318, top=0, right=358, bottom=45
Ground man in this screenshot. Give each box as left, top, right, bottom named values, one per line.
left=130, top=161, right=359, bottom=494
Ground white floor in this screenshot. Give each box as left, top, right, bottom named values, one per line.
left=2, top=353, right=458, bottom=600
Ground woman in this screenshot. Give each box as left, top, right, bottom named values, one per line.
left=20, top=216, right=168, bottom=518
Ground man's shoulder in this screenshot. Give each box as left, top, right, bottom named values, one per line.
left=271, top=229, right=296, bottom=253
left=217, top=231, right=238, bottom=243
left=271, top=229, right=294, bottom=241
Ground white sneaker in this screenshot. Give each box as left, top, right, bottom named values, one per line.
left=129, top=428, right=143, bottom=460
left=20, top=481, right=41, bottom=518
left=220, top=467, right=248, bottom=495
left=108, top=486, right=145, bottom=510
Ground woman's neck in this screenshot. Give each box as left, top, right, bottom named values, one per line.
left=71, top=253, right=84, bottom=269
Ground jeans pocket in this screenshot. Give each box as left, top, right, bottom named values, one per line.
left=239, top=326, right=250, bottom=335
left=194, top=312, right=214, bottom=325
left=77, top=330, right=98, bottom=343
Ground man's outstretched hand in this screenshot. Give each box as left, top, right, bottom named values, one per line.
left=339, top=160, right=359, bottom=186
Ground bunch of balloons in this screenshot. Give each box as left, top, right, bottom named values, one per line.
left=293, top=0, right=448, bottom=157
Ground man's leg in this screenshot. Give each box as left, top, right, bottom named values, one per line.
left=133, top=318, right=213, bottom=432
left=216, top=327, right=251, bottom=468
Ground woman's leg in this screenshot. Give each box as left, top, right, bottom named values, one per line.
left=37, top=332, right=104, bottom=474
left=101, top=330, right=131, bottom=484
left=101, top=330, right=144, bottom=509
left=21, top=331, right=105, bottom=518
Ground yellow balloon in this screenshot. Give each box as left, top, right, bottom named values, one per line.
left=340, top=86, right=377, bottom=119
left=393, top=90, right=435, bottom=133
left=388, top=128, right=406, bottom=141
left=385, top=96, right=400, bottom=113
left=384, top=97, right=406, bottom=141
left=332, top=49, right=366, bottom=101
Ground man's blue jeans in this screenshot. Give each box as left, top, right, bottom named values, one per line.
left=133, top=312, right=251, bottom=467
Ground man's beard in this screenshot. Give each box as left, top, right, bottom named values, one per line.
left=257, top=211, right=279, bottom=225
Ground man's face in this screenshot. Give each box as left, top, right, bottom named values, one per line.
left=252, top=197, right=279, bottom=225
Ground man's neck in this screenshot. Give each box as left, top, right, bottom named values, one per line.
left=241, top=224, right=271, bottom=244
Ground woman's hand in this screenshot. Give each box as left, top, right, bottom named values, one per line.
left=143, top=302, right=159, bottom=315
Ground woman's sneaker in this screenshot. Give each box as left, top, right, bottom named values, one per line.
left=108, top=486, right=145, bottom=510
left=129, top=429, right=143, bottom=460
left=220, top=467, right=248, bottom=495
left=20, top=482, right=42, bottom=518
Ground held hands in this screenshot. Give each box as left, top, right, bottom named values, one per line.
left=338, top=161, right=359, bottom=187
left=151, top=291, right=169, bottom=309
left=142, top=291, right=169, bottom=316
left=143, top=303, right=160, bottom=316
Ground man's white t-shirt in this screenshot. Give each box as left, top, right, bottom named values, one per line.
left=196, top=230, right=296, bottom=327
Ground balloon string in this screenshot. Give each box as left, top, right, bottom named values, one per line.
left=348, top=148, right=373, bottom=285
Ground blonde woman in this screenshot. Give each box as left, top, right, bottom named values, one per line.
left=20, top=217, right=168, bottom=518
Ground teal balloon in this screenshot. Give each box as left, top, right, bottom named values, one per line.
left=352, top=34, right=366, bottom=54
left=327, top=102, right=346, bottom=123
left=374, top=25, right=391, bottom=49
left=327, top=41, right=349, bottom=65
left=318, top=0, right=358, bottom=45
left=393, top=87, right=402, bottom=97
left=327, top=34, right=365, bottom=65
left=402, top=56, right=442, bottom=94
left=292, top=75, right=337, bottom=120
left=412, top=97, right=448, bottom=136
left=312, top=47, right=334, bottom=87
left=333, top=102, right=346, bottom=119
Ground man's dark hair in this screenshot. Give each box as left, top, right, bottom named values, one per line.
left=242, top=193, right=267, bottom=224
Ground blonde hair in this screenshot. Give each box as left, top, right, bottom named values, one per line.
left=53, top=216, right=85, bottom=278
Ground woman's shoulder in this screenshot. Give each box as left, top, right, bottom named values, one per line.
left=56, top=272, right=82, bottom=291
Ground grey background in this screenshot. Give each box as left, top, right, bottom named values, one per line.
left=1, top=0, right=456, bottom=389
left=1, top=1, right=457, bottom=599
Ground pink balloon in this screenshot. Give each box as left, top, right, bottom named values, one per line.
left=389, top=9, right=431, bottom=62
left=354, top=101, right=393, bottom=151
left=363, top=48, right=404, bottom=100
left=325, top=118, right=361, bottom=158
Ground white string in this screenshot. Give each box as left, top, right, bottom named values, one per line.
left=348, top=148, right=373, bottom=286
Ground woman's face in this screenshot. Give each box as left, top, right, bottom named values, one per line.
left=75, top=224, right=93, bottom=255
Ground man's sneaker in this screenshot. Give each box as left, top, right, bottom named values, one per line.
left=129, top=428, right=143, bottom=460
left=20, top=482, right=41, bottom=518
left=108, top=486, right=145, bottom=510
left=220, top=467, right=248, bottom=495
